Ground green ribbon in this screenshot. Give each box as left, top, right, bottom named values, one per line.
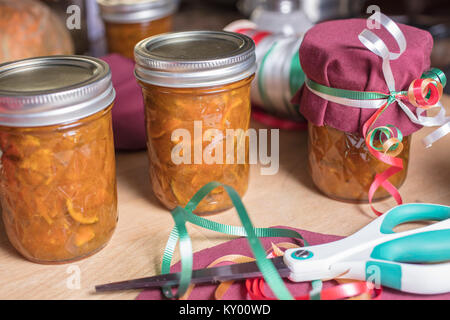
left=305, top=78, right=393, bottom=101
left=160, top=181, right=316, bottom=300
left=306, top=77, right=405, bottom=151
left=306, top=68, right=446, bottom=106
left=422, top=68, right=447, bottom=87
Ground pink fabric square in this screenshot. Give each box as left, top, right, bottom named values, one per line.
left=292, top=18, right=433, bottom=136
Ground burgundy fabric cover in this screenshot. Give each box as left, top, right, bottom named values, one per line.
left=136, top=227, right=450, bottom=300
left=101, top=54, right=147, bottom=150
left=292, top=18, right=433, bottom=136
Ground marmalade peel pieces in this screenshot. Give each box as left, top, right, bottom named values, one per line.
left=0, top=106, right=117, bottom=263
left=308, top=123, right=410, bottom=203
left=140, top=77, right=253, bottom=214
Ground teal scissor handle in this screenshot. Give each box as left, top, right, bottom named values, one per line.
left=365, top=203, right=450, bottom=293
left=380, top=203, right=450, bottom=234
left=371, top=229, right=450, bottom=263
left=366, top=229, right=450, bottom=293
left=286, top=203, right=450, bottom=294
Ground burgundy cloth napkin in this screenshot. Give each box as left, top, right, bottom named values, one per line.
left=136, top=227, right=450, bottom=300
left=292, top=18, right=433, bottom=136
left=101, top=54, right=147, bottom=150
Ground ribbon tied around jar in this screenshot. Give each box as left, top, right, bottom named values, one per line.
left=305, top=12, right=449, bottom=215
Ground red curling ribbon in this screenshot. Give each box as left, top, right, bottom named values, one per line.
left=235, top=28, right=272, bottom=45
left=362, top=100, right=404, bottom=216
left=243, top=242, right=383, bottom=300
left=408, top=78, right=443, bottom=108
left=362, top=74, right=444, bottom=216
left=245, top=278, right=382, bottom=300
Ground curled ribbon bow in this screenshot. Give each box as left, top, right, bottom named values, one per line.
left=305, top=12, right=449, bottom=215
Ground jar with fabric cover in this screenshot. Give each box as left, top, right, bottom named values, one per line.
left=292, top=15, right=441, bottom=206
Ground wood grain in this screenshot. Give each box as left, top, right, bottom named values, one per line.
left=0, top=96, right=449, bottom=300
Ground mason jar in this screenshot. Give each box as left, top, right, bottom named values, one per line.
left=308, top=123, right=411, bottom=203
left=0, top=56, right=117, bottom=264
left=134, top=31, right=256, bottom=214
left=97, top=0, right=179, bottom=60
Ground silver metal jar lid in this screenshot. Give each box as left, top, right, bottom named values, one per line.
left=0, top=56, right=115, bottom=127
left=97, top=0, right=179, bottom=23
left=134, top=31, right=257, bottom=88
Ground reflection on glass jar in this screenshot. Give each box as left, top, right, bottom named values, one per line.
left=97, top=0, right=179, bottom=60
left=308, top=123, right=411, bottom=203
left=0, top=56, right=117, bottom=264
left=135, top=31, right=256, bottom=214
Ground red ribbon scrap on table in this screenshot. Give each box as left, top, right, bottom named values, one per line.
left=244, top=245, right=382, bottom=300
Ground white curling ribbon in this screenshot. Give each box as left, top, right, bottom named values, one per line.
left=306, top=12, right=450, bottom=148
left=357, top=12, right=450, bottom=147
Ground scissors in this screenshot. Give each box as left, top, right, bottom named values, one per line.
left=95, top=203, right=450, bottom=295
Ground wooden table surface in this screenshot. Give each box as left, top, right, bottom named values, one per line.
left=0, top=96, right=449, bottom=300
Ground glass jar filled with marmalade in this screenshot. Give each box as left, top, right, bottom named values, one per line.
left=134, top=31, right=256, bottom=214
left=290, top=18, right=432, bottom=205
left=0, top=56, right=117, bottom=263
left=97, top=0, right=179, bottom=60
left=307, top=123, right=411, bottom=203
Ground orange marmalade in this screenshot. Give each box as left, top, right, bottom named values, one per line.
left=0, top=56, right=117, bottom=263
left=308, top=123, right=411, bottom=203
left=139, top=77, right=253, bottom=213
left=135, top=31, right=256, bottom=214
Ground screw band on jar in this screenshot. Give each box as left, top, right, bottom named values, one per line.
left=135, top=31, right=256, bottom=88
left=0, top=56, right=115, bottom=127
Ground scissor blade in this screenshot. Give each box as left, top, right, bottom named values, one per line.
left=95, top=256, right=289, bottom=292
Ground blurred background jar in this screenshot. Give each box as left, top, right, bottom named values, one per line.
left=135, top=31, right=256, bottom=214
left=237, top=0, right=363, bottom=23
left=97, top=0, right=179, bottom=60
left=0, top=56, right=117, bottom=264
left=250, top=0, right=313, bottom=36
